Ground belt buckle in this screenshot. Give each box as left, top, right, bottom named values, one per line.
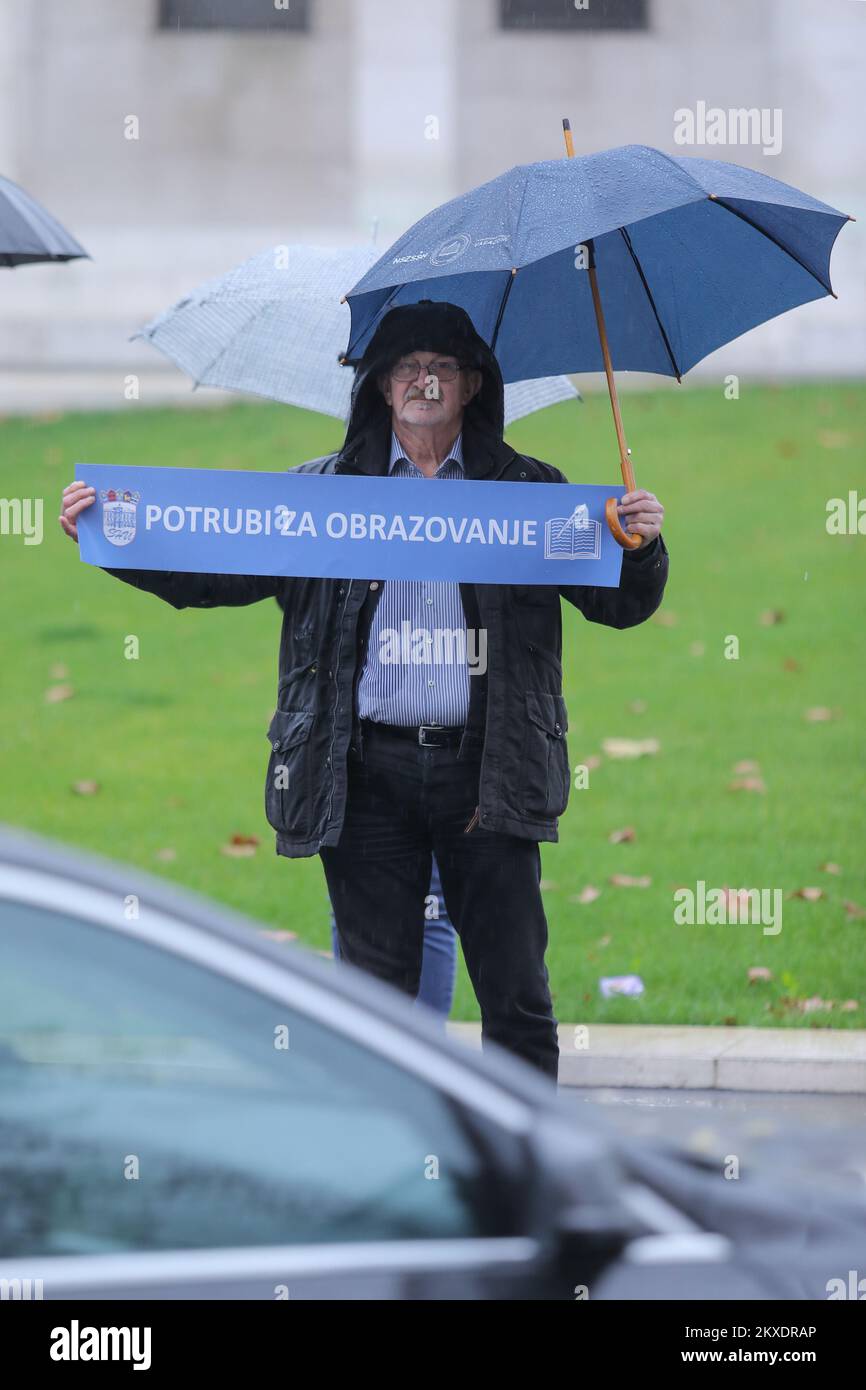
left=418, top=724, right=443, bottom=747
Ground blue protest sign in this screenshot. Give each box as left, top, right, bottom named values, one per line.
left=76, top=464, right=626, bottom=587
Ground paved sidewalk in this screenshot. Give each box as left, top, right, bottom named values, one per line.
left=446, top=1023, right=866, bottom=1094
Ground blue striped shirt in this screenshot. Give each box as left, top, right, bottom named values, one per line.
left=356, top=430, right=470, bottom=726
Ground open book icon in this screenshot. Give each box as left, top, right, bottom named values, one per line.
left=544, top=504, right=601, bottom=560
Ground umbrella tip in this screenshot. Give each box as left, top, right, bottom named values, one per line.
left=339, top=294, right=346, bottom=304
left=847, top=214, right=857, bottom=222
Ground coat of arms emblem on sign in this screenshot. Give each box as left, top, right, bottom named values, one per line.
left=101, top=488, right=140, bottom=547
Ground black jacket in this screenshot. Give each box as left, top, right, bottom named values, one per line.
left=104, top=312, right=668, bottom=858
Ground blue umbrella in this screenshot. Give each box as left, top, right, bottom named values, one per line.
left=344, top=129, right=853, bottom=547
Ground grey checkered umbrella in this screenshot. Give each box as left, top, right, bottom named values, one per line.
left=133, top=243, right=579, bottom=425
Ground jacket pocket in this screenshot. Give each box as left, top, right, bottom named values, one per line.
left=264, top=708, right=315, bottom=837
left=519, top=692, right=570, bottom=820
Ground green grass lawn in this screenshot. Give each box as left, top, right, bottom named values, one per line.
left=1, top=381, right=864, bottom=1028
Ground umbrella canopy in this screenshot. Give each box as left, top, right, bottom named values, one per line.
left=344, top=140, right=852, bottom=547
left=0, top=175, right=89, bottom=267
left=343, top=143, right=852, bottom=382
left=134, top=242, right=579, bottom=427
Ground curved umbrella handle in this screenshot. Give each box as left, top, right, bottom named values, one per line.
left=605, top=497, right=643, bottom=550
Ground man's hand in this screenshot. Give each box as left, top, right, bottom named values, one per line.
left=617, top=489, right=664, bottom=548
left=59, top=481, right=96, bottom=544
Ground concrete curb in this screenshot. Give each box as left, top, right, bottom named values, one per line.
left=446, top=1023, right=866, bottom=1094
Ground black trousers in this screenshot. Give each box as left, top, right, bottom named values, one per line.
left=320, top=725, right=560, bottom=1081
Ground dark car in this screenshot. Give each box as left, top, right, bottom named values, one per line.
left=0, top=827, right=863, bottom=1301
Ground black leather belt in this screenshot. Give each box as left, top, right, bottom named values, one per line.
left=359, top=719, right=464, bottom=748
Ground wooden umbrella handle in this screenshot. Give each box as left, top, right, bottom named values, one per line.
left=587, top=244, right=642, bottom=551
left=605, top=496, right=642, bottom=549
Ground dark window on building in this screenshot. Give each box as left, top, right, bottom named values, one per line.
left=500, top=0, right=647, bottom=31
left=159, top=0, right=309, bottom=31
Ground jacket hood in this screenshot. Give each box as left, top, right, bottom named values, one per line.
left=339, top=299, right=505, bottom=458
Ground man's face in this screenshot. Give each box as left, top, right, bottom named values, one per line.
left=380, top=350, right=481, bottom=432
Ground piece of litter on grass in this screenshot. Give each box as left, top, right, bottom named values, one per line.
left=599, top=975, right=645, bottom=998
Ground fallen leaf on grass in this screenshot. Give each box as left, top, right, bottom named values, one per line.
left=71, top=780, right=100, bottom=796
left=844, top=900, right=866, bottom=920
left=569, top=885, right=601, bottom=905
left=748, top=967, right=772, bottom=983
left=804, top=707, right=837, bottom=722
left=841, top=1000, right=860, bottom=1012
left=722, top=887, right=759, bottom=913
left=689, top=641, right=706, bottom=656
left=221, top=833, right=260, bottom=858
left=782, top=658, right=801, bottom=673
left=759, top=609, right=785, bottom=626
left=50, top=662, right=69, bottom=679
left=820, top=862, right=842, bottom=875
left=727, top=777, right=767, bottom=793
left=597, top=934, right=612, bottom=948
left=732, top=759, right=761, bottom=774
left=788, top=886, right=825, bottom=901
left=602, top=737, right=660, bottom=759
left=652, top=611, right=678, bottom=627
left=155, top=848, right=177, bottom=863
left=608, top=826, right=636, bottom=844
left=772, top=995, right=835, bottom=1014
left=609, top=874, right=652, bottom=889
left=44, top=683, right=74, bottom=704
left=817, top=430, right=851, bottom=449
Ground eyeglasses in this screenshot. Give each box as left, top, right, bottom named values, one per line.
left=390, top=358, right=465, bottom=382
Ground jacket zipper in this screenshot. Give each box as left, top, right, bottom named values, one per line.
left=324, top=580, right=352, bottom=832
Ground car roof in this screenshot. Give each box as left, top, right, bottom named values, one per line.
left=0, top=822, right=559, bottom=1116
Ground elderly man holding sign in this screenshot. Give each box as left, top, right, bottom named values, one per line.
left=60, top=300, right=667, bottom=1081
